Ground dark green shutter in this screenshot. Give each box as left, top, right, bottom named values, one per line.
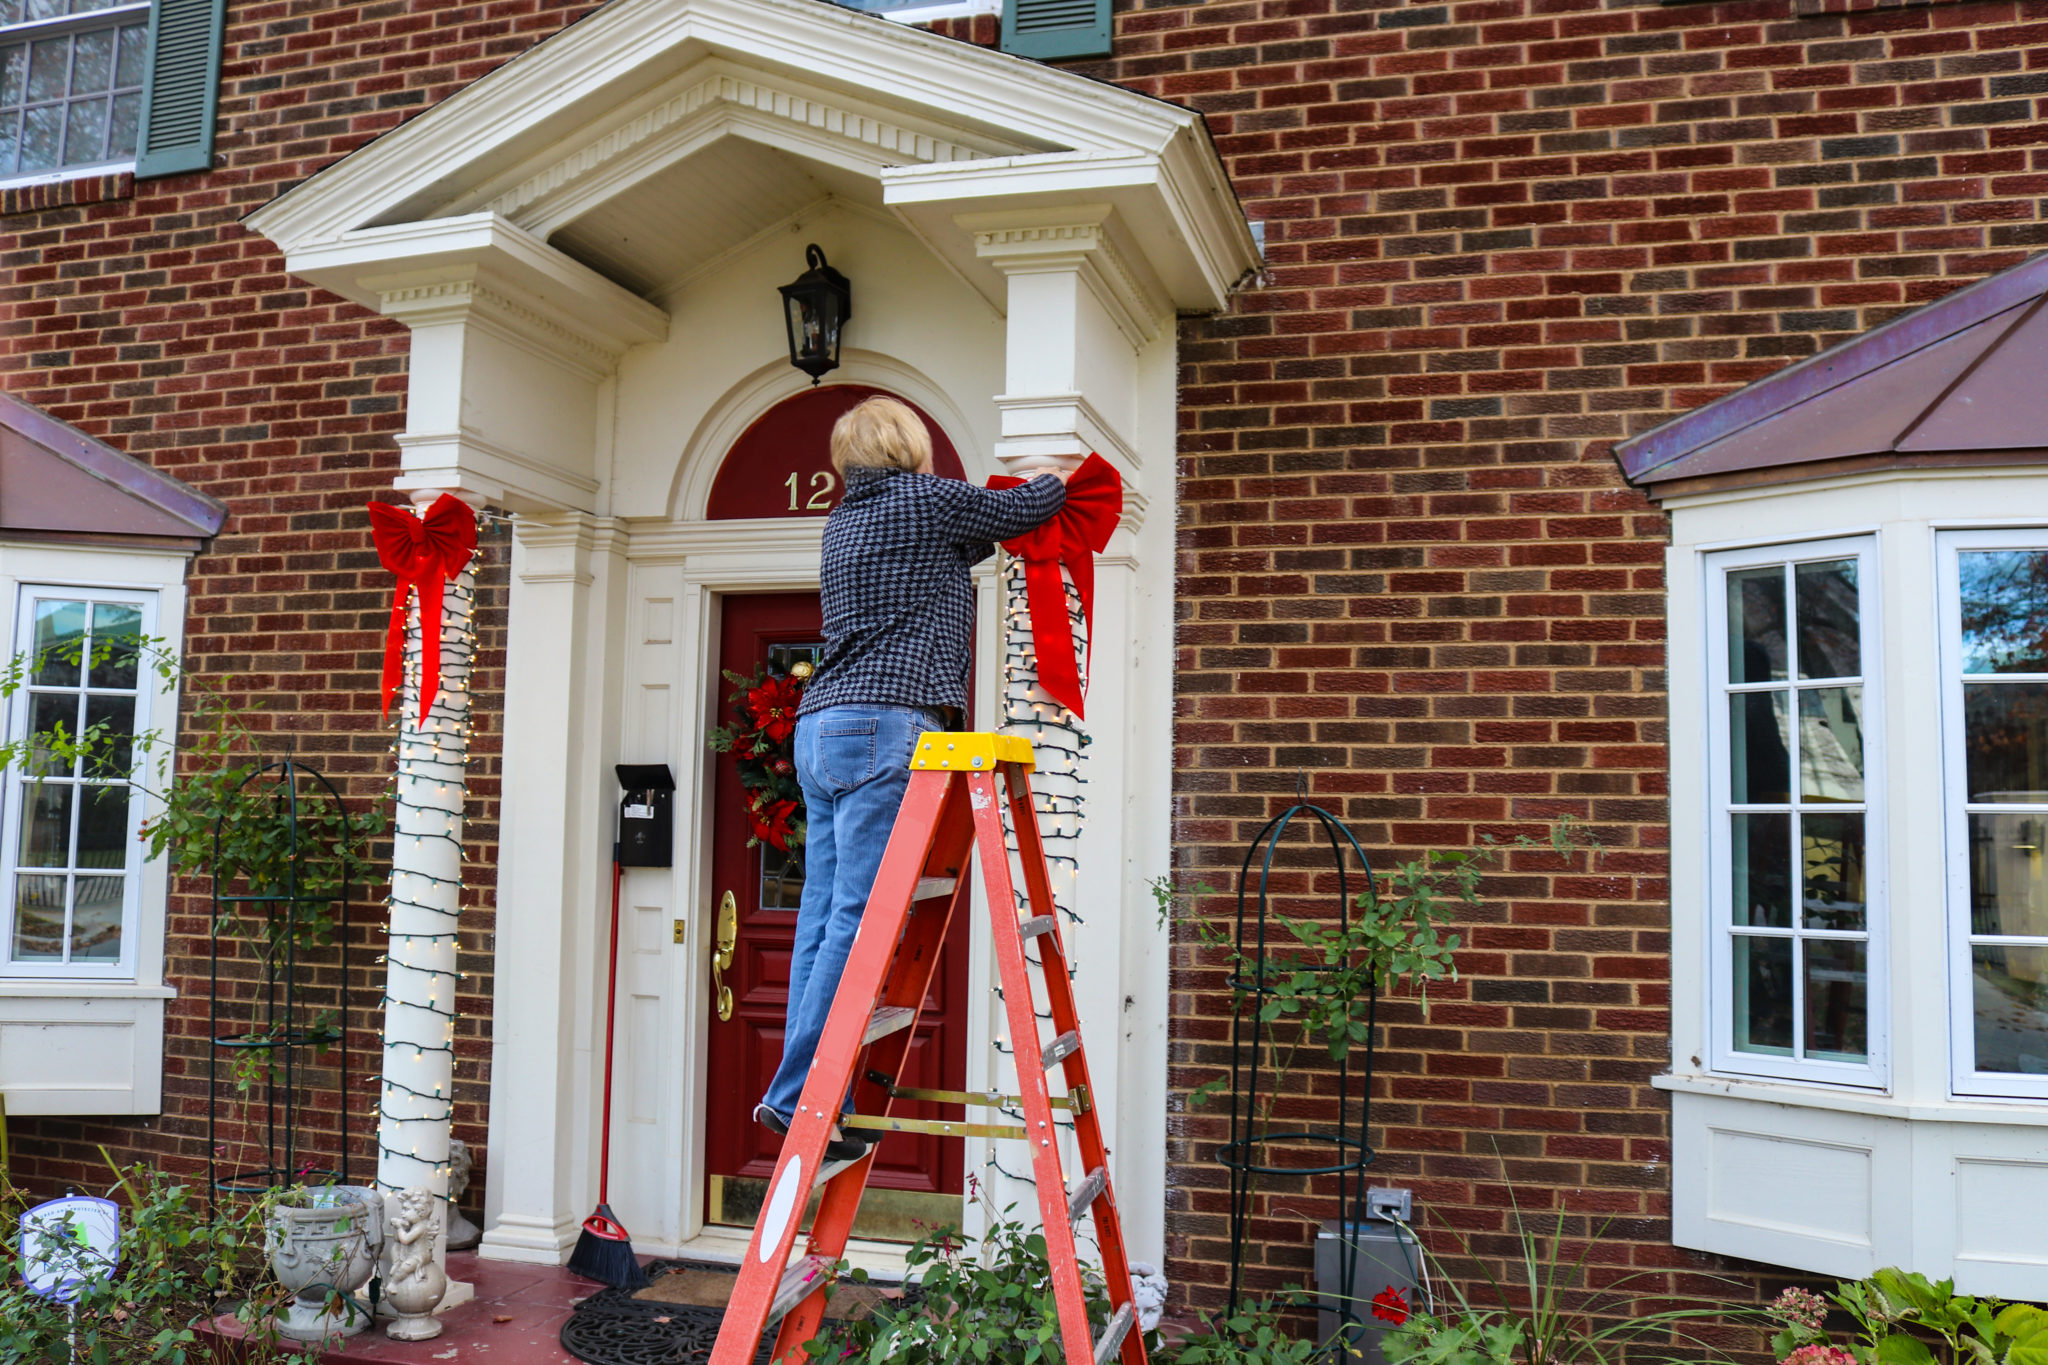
left=134, top=0, right=225, bottom=179
left=1000, top=0, right=1112, bottom=61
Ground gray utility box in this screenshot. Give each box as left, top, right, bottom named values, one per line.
left=1314, top=1220, right=1422, bottom=1363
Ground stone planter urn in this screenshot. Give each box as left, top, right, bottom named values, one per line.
left=266, top=1186, right=383, bottom=1343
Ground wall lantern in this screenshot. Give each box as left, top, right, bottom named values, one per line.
left=779, top=244, right=852, bottom=385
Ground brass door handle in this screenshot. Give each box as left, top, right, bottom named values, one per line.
left=712, top=890, right=737, bottom=1022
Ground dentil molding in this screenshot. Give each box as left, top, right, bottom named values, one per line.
left=471, top=63, right=1013, bottom=236
left=963, top=207, right=1166, bottom=349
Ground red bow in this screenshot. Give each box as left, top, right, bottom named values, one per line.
left=988, top=454, right=1122, bottom=719
left=366, top=494, right=477, bottom=725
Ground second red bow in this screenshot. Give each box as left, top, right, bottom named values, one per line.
left=367, top=493, right=478, bottom=725
left=988, top=453, right=1122, bottom=719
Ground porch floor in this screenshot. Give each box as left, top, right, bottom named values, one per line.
left=313, top=1253, right=620, bottom=1364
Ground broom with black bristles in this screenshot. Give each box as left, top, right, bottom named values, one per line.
left=567, top=848, right=650, bottom=1289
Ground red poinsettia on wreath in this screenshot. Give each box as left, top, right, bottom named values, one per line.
left=707, top=661, right=812, bottom=857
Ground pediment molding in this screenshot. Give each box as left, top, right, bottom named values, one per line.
left=447, top=61, right=1018, bottom=240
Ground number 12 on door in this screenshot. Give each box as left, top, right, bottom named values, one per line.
left=785, top=471, right=836, bottom=512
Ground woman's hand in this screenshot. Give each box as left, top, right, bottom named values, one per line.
left=1033, top=466, right=1076, bottom=485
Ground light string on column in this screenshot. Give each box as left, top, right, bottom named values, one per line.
left=374, top=555, right=476, bottom=1202
left=989, top=556, right=1092, bottom=1195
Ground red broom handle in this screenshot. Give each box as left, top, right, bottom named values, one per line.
left=597, top=852, right=623, bottom=1204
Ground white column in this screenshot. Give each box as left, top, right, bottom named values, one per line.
left=966, top=207, right=1169, bottom=1239
left=377, top=489, right=479, bottom=1309
left=478, top=512, right=625, bottom=1263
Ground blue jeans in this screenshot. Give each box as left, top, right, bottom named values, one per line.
left=760, top=702, right=943, bottom=1123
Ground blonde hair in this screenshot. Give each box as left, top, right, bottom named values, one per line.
left=830, top=396, right=931, bottom=476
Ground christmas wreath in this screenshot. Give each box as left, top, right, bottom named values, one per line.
left=707, top=661, right=812, bottom=857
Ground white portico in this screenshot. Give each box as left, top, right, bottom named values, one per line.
left=246, top=0, right=1256, bottom=1270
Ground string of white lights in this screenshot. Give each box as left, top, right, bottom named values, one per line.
left=375, top=545, right=475, bottom=1219
left=988, top=556, right=1088, bottom=1195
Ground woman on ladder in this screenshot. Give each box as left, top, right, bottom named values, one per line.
left=754, top=396, right=1068, bottom=1162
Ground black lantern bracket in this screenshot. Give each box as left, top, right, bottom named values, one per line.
left=779, top=243, right=852, bottom=385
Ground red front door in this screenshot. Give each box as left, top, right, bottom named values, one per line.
left=703, top=592, right=967, bottom=1240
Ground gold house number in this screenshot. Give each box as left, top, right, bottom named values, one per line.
left=784, top=471, right=836, bottom=512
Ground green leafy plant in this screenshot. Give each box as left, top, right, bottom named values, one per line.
left=804, top=1181, right=1313, bottom=1364
left=1379, top=1181, right=1742, bottom=1365
left=0, top=1152, right=293, bottom=1364
left=1158, top=820, right=1593, bottom=1113
left=1156, top=1301, right=1320, bottom=1365
left=1769, top=1271, right=2048, bottom=1365
left=804, top=1184, right=1113, bottom=1365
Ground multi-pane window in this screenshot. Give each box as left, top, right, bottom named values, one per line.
left=0, top=1, right=150, bottom=179
left=2, top=587, right=151, bottom=976
left=1710, top=540, right=1882, bottom=1084
left=1942, top=532, right=2048, bottom=1097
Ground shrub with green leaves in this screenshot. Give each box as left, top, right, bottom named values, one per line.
left=1769, top=1270, right=2048, bottom=1365
left=0, top=1158, right=292, bottom=1365
left=804, top=1187, right=1313, bottom=1365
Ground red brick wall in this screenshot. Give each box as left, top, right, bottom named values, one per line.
left=1, top=0, right=2041, bottom=1323
left=0, top=0, right=604, bottom=1197
left=1060, top=0, right=2048, bottom=1319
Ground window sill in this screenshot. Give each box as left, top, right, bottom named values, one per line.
left=0, top=166, right=135, bottom=218
left=1656, top=1070, right=2048, bottom=1126
left=0, top=979, right=175, bottom=1000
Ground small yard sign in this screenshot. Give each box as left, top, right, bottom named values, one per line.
left=19, top=1195, right=120, bottom=1303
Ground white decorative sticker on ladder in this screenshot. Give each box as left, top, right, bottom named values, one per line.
left=970, top=787, right=991, bottom=810
left=759, top=1157, right=804, bottom=1262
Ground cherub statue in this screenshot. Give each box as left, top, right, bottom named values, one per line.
left=385, top=1186, right=437, bottom=1286
left=381, top=1186, right=447, bottom=1342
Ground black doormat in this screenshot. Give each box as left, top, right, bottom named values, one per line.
left=559, top=1258, right=907, bottom=1365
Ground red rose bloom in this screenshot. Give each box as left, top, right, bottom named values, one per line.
left=747, top=673, right=805, bottom=745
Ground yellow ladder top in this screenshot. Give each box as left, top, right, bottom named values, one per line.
left=910, top=731, right=1035, bottom=771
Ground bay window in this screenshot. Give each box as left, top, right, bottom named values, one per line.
left=1, top=585, right=154, bottom=977
left=1660, top=497, right=2048, bottom=1291
left=1709, top=540, right=1882, bottom=1087
left=1940, top=531, right=2048, bottom=1097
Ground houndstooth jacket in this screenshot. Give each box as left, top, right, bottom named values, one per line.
left=800, top=465, right=1066, bottom=720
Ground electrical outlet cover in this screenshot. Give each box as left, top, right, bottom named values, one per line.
left=1365, top=1186, right=1412, bottom=1222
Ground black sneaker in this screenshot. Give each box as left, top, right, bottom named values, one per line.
left=754, top=1104, right=790, bottom=1137
left=826, top=1130, right=874, bottom=1163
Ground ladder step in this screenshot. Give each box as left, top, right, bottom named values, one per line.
left=863, top=1005, right=916, bottom=1044
left=1041, top=1030, right=1081, bottom=1070
left=1094, top=1303, right=1133, bottom=1365
left=769, top=1255, right=830, bottom=1322
left=1067, top=1165, right=1107, bottom=1224
left=913, top=876, right=957, bottom=901
left=813, top=1154, right=860, bottom=1190
left=1018, top=915, right=1057, bottom=940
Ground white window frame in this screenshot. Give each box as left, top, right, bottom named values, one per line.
left=0, top=0, right=152, bottom=189
left=1704, top=535, right=1888, bottom=1089
left=1938, top=527, right=2048, bottom=1101
left=0, top=581, right=156, bottom=981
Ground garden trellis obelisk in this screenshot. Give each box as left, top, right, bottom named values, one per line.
left=366, top=492, right=480, bottom=1305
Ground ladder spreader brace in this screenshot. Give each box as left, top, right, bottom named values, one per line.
left=708, top=732, right=1148, bottom=1365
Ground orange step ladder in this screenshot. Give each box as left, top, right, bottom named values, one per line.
left=708, top=731, right=1148, bottom=1365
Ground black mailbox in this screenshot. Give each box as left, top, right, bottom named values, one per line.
left=615, top=764, right=676, bottom=868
